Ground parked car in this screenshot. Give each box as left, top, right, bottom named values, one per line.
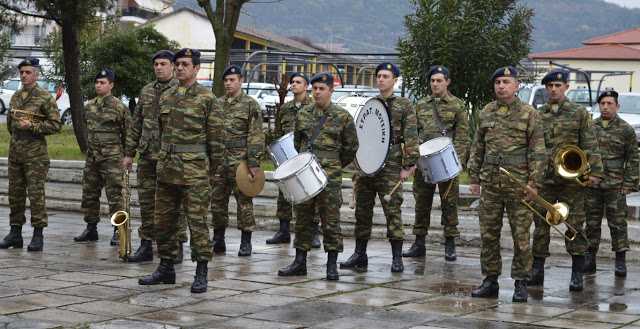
left=517, top=84, right=548, bottom=108
left=566, top=87, right=598, bottom=110
left=590, top=92, right=640, bottom=146
left=0, top=78, right=73, bottom=126
left=331, top=86, right=378, bottom=101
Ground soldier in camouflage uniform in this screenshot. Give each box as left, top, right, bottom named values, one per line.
left=468, top=66, right=547, bottom=303
left=528, top=68, right=604, bottom=292
left=340, top=62, right=419, bottom=273
left=266, top=72, right=321, bottom=247
left=138, top=48, right=225, bottom=293
left=584, top=90, right=638, bottom=277
left=278, top=72, right=358, bottom=280
left=0, top=58, right=61, bottom=251
left=124, top=50, right=188, bottom=263
left=210, top=64, right=265, bottom=257
left=403, top=65, right=471, bottom=261
left=74, top=69, right=130, bottom=245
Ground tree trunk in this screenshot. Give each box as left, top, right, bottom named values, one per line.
left=61, top=20, right=87, bottom=154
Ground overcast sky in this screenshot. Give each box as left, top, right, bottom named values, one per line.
left=603, top=0, right=640, bottom=8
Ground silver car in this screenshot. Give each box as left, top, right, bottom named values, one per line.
left=0, top=78, right=72, bottom=125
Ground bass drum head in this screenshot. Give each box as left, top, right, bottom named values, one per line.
left=419, top=137, right=452, bottom=156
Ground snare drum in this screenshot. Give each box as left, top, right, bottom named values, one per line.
left=273, top=152, right=328, bottom=204
left=267, top=131, right=297, bottom=167
left=336, top=95, right=391, bottom=176
left=417, top=137, right=462, bottom=184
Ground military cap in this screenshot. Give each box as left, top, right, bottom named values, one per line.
left=290, top=72, right=310, bottom=85
left=173, top=48, right=200, bottom=61
left=310, top=72, right=334, bottom=86
left=375, top=62, right=400, bottom=77
left=152, top=50, right=175, bottom=63
left=94, top=69, right=115, bottom=81
left=222, top=64, right=243, bottom=79
left=491, top=66, right=519, bottom=83
left=18, top=57, right=39, bottom=69
left=541, top=68, right=569, bottom=85
left=597, top=90, right=618, bottom=104
left=427, top=65, right=450, bottom=80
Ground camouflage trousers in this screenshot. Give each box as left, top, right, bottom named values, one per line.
left=412, top=169, right=460, bottom=237
left=8, top=160, right=50, bottom=227
left=154, top=181, right=212, bottom=261
left=294, top=182, right=343, bottom=252
left=478, top=183, right=533, bottom=280
left=81, top=156, right=123, bottom=224
left=354, top=164, right=404, bottom=241
left=276, top=190, right=294, bottom=222
left=136, top=156, right=187, bottom=243
left=585, top=187, right=630, bottom=252
left=210, top=163, right=256, bottom=231
left=532, top=180, right=588, bottom=257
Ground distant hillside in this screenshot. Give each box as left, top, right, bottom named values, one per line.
left=174, top=0, right=640, bottom=54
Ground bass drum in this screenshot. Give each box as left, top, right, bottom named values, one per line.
left=336, top=95, right=391, bottom=176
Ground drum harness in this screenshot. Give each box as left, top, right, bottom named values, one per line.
left=303, top=110, right=339, bottom=159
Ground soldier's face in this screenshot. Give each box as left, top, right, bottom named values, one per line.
left=312, top=82, right=333, bottom=108
left=545, top=81, right=569, bottom=102
left=154, top=58, right=174, bottom=82
left=429, top=73, right=450, bottom=98
left=224, top=74, right=243, bottom=97
left=290, top=77, right=308, bottom=95
left=376, top=70, right=397, bottom=94
left=19, top=67, right=39, bottom=89
left=175, top=58, right=200, bottom=86
left=94, top=78, right=114, bottom=97
left=599, top=96, right=620, bottom=120
left=494, top=77, right=519, bottom=103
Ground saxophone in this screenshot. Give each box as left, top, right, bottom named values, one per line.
left=111, top=170, right=131, bottom=260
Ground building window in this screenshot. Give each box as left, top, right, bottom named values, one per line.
left=573, top=71, right=591, bottom=84
left=34, top=25, right=41, bottom=45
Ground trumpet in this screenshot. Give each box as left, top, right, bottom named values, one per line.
left=111, top=170, right=131, bottom=260
left=554, top=145, right=591, bottom=187
left=499, top=167, right=577, bottom=241
left=11, top=109, right=47, bottom=123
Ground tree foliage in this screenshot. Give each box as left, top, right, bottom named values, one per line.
left=0, top=33, right=14, bottom=82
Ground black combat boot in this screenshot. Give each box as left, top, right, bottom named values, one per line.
left=311, top=221, right=321, bottom=248
left=512, top=280, right=528, bottom=302
left=326, top=251, right=339, bottom=280
left=340, top=238, right=368, bottom=268
left=471, top=275, right=499, bottom=298
left=174, top=242, right=184, bottom=264
left=138, top=258, right=176, bottom=285
left=211, top=228, right=226, bottom=253
left=110, top=226, right=119, bottom=246
left=584, top=247, right=597, bottom=274
left=73, top=223, right=98, bottom=242
left=527, top=257, right=545, bottom=286
left=128, top=239, right=153, bottom=262
left=402, top=235, right=426, bottom=257
left=238, top=230, right=252, bottom=256
left=390, top=240, right=404, bottom=272
left=27, top=227, right=44, bottom=251
left=444, top=236, right=457, bottom=261
left=615, top=251, right=627, bottom=277
left=266, top=220, right=290, bottom=244
left=191, top=261, right=208, bottom=293
left=569, top=255, right=585, bottom=291
left=0, top=225, right=23, bottom=249
left=278, top=248, right=307, bottom=276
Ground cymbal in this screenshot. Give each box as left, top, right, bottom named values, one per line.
left=235, top=160, right=265, bottom=197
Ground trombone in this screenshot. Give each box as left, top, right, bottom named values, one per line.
left=499, top=167, right=578, bottom=241
left=11, top=109, right=47, bottom=123
left=554, top=145, right=591, bottom=187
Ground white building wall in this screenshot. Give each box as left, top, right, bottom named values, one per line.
left=533, top=59, right=640, bottom=93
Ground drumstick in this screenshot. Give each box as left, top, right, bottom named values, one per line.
left=383, top=180, right=403, bottom=202
left=442, top=178, right=455, bottom=199
left=349, top=175, right=357, bottom=209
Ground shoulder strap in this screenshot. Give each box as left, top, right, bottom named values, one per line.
left=305, top=111, right=329, bottom=150
left=430, top=101, right=447, bottom=135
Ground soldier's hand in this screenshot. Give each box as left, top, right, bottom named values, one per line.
left=400, top=169, right=411, bottom=183
left=123, top=156, right=134, bottom=171
left=17, top=120, right=32, bottom=130
left=622, top=189, right=632, bottom=195
left=524, top=185, right=537, bottom=202
left=249, top=166, right=260, bottom=177
left=469, top=184, right=481, bottom=196
left=588, top=176, right=600, bottom=187
left=350, top=173, right=357, bottom=182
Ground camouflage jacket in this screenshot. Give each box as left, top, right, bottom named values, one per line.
left=7, top=85, right=61, bottom=162
left=157, top=82, right=226, bottom=186
left=591, top=115, right=639, bottom=190
left=537, top=96, right=604, bottom=183
left=378, top=94, right=419, bottom=168
left=468, top=98, right=547, bottom=188
left=125, top=78, right=178, bottom=159
left=294, top=102, right=359, bottom=182
left=220, top=91, right=264, bottom=168
left=84, top=94, right=130, bottom=161
left=415, top=92, right=471, bottom=166
left=278, top=95, right=314, bottom=137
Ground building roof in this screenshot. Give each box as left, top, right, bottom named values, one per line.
left=582, top=28, right=640, bottom=45
left=528, top=43, right=640, bottom=61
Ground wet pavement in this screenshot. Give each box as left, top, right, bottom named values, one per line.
left=0, top=206, right=639, bottom=328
